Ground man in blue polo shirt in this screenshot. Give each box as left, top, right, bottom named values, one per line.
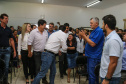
left=0, top=13, right=16, bottom=84
left=79, top=17, right=104, bottom=84
left=47, top=22, right=55, bottom=38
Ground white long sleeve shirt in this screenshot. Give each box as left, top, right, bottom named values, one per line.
left=18, top=33, right=31, bottom=55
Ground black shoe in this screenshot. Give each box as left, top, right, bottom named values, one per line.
left=26, top=82, right=29, bottom=84
left=63, top=73, right=67, bottom=75
left=42, top=80, right=49, bottom=84
left=31, top=81, right=33, bottom=84
left=60, top=75, right=63, bottom=79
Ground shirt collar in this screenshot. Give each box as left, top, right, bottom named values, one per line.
left=0, top=24, right=8, bottom=29
left=93, top=26, right=100, bottom=31
left=105, top=30, right=116, bottom=41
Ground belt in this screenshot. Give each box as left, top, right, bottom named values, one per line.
left=0, top=47, right=9, bottom=49
left=33, top=51, right=42, bottom=53
left=44, top=49, right=55, bottom=55
left=121, top=70, right=126, bottom=73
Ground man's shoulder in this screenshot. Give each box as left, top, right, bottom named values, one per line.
left=44, top=29, right=48, bottom=34
left=6, top=26, right=12, bottom=31
left=96, top=27, right=103, bottom=32
left=30, top=28, right=38, bottom=34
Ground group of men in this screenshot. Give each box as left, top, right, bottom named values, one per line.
left=0, top=13, right=123, bottom=84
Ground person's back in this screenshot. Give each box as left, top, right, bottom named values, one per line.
left=45, top=30, right=67, bottom=54
left=32, top=25, right=68, bottom=84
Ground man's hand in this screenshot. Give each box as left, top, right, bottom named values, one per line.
left=83, top=54, right=85, bottom=56
left=13, top=51, right=16, bottom=58
left=102, top=79, right=109, bottom=84
left=58, top=51, right=62, bottom=56
left=18, top=55, right=21, bottom=60
left=28, top=52, right=33, bottom=57
left=79, top=30, right=86, bottom=37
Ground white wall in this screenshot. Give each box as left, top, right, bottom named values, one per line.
left=0, top=1, right=103, bottom=29
left=103, top=3, right=126, bottom=29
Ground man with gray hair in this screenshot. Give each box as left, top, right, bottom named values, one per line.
left=79, top=17, right=104, bottom=84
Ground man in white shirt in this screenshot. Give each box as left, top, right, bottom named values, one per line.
left=28, top=19, right=48, bottom=84
left=32, top=25, right=68, bottom=84
left=76, top=34, right=85, bottom=56
left=58, top=23, right=72, bottom=78
left=100, top=15, right=123, bottom=84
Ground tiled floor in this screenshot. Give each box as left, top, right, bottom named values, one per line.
left=8, top=57, right=88, bottom=84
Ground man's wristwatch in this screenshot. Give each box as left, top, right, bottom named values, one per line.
left=105, top=76, right=111, bottom=81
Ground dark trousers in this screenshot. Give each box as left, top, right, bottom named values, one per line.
left=33, top=51, right=46, bottom=82
left=59, top=53, right=68, bottom=76
left=21, top=50, right=34, bottom=79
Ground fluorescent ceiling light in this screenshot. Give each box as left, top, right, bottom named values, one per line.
left=41, top=0, right=44, bottom=3
left=86, top=0, right=102, bottom=8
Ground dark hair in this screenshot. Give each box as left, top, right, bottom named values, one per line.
left=69, top=27, right=73, bottom=31
left=10, top=26, right=13, bottom=28
left=102, top=14, right=116, bottom=30
left=67, top=33, right=77, bottom=45
left=38, top=19, right=46, bottom=26
left=31, top=25, right=36, bottom=29
left=124, top=29, right=126, bottom=32
left=49, top=22, right=54, bottom=26
left=13, top=30, right=17, bottom=33
left=119, top=29, right=123, bottom=32
left=118, top=33, right=123, bottom=41
left=0, top=13, right=8, bottom=19
left=59, top=25, right=66, bottom=32
left=64, top=23, right=69, bottom=27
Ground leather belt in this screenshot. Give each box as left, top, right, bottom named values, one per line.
left=44, top=49, right=55, bottom=55
left=0, top=47, right=9, bottom=49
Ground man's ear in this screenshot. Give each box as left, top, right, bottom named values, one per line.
left=105, top=24, right=108, bottom=29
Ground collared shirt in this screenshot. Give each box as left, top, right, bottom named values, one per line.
left=0, top=24, right=13, bottom=47
left=122, top=42, right=126, bottom=70
left=45, top=30, right=67, bottom=54
left=18, top=33, right=30, bottom=55
left=100, top=30, right=123, bottom=78
left=76, top=37, right=84, bottom=53
left=47, top=30, right=55, bottom=38
left=85, top=26, right=104, bottom=59
left=28, top=28, right=48, bottom=52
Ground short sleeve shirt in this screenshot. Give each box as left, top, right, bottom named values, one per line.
left=85, top=26, right=104, bottom=59
left=100, top=31, right=123, bottom=78
left=0, top=24, right=13, bottom=47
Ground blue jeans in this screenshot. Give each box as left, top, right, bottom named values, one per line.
left=0, top=47, right=11, bottom=83
left=32, top=51, right=56, bottom=84
left=87, top=57, right=100, bottom=84
left=101, top=77, right=121, bottom=84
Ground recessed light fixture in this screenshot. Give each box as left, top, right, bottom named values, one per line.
left=41, top=0, right=44, bottom=3
left=86, top=0, right=102, bottom=8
